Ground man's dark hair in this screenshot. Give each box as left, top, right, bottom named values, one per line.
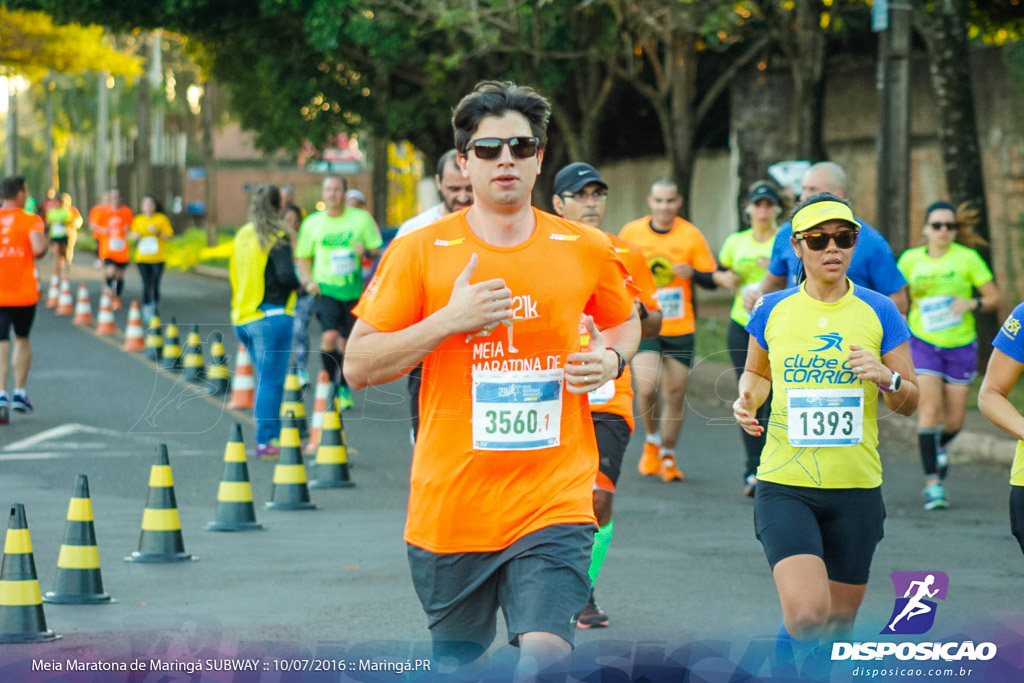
left=789, top=191, right=851, bottom=222
left=452, top=81, right=551, bottom=154
left=1, top=176, right=27, bottom=200
left=435, top=149, right=460, bottom=179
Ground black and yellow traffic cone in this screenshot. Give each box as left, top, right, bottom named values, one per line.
left=0, top=504, right=59, bottom=642
left=126, top=445, right=196, bottom=562
left=207, top=424, right=264, bottom=531
left=310, top=402, right=355, bottom=489
left=266, top=414, right=316, bottom=511
left=181, top=324, right=206, bottom=382
left=279, top=372, right=309, bottom=439
left=205, top=331, right=230, bottom=396
left=145, top=314, right=164, bottom=362
left=160, top=318, right=182, bottom=371
left=44, top=475, right=114, bottom=604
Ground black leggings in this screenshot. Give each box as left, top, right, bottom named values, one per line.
left=137, top=262, right=165, bottom=307
left=728, top=319, right=771, bottom=478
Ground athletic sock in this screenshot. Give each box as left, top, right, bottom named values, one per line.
left=115, top=279, right=124, bottom=297
left=659, top=447, right=676, bottom=459
left=105, top=276, right=113, bottom=289
left=940, top=429, right=959, bottom=447
left=918, top=427, right=940, bottom=475
left=13, top=388, right=25, bottom=396
left=587, top=520, right=614, bottom=585
left=337, top=352, right=348, bottom=388
left=645, top=433, right=662, bottom=447
left=321, top=351, right=341, bottom=386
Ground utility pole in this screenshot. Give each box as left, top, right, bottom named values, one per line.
left=874, top=0, right=912, bottom=253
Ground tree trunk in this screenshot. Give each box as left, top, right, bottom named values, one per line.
left=667, top=35, right=697, bottom=218
left=371, top=65, right=390, bottom=228
left=5, top=79, right=17, bottom=176
left=136, top=36, right=153, bottom=200
left=96, top=72, right=109, bottom=196
left=790, top=0, right=827, bottom=162
left=43, top=75, right=56, bottom=191
left=200, top=81, right=218, bottom=245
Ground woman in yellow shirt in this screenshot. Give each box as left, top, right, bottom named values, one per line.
left=130, top=196, right=174, bottom=322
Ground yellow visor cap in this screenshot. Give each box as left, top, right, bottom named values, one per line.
left=792, top=200, right=861, bottom=233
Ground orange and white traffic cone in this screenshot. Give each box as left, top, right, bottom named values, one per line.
left=95, top=289, right=117, bottom=335
left=45, top=275, right=60, bottom=308
left=55, top=279, right=74, bottom=316
left=122, top=301, right=146, bottom=351
left=304, top=371, right=333, bottom=455
left=72, top=284, right=94, bottom=326
left=228, top=344, right=255, bottom=410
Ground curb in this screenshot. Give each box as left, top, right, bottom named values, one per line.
left=686, top=357, right=1017, bottom=469
left=191, top=265, right=230, bottom=281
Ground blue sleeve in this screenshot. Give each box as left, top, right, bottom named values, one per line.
left=856, top=286, right=910, bottom=354
left=862, top=229, right=907, bottom=295
left=745, top=290, right=790, bottom=350
left=767, top=223, right=793, bottom=278
left=993, top=303, right=1024, bottom=364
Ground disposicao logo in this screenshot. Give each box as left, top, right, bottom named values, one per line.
left=831, top=571, right=997, bottom=663
left=882, top=571, right=947, bottom=635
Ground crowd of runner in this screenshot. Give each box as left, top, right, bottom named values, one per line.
left=3, top=79, right=1024, bottom=679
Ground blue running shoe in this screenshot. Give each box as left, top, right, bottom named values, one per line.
left=924, top=482, right=948, bottom=510
left=11, top=392, right=32, bottom=414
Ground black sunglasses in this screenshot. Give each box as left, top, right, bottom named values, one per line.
left=928, top=222, right=958, bottom=231
left=795, top=229, right=859, bottom=251
left=465, top=137, right=540, bottom=160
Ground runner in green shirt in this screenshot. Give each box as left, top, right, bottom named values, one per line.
left=715, top=181, right=781, bottom=496
left=896, top=200, right=999, bottom=510
left=295, top=175, right=382, bottom=409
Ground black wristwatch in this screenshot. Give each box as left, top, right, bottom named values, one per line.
left=637, top=301, right=649, bottom=320
left=608, top=348, right=627, bottom=380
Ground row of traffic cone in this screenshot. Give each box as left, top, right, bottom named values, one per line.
left=0, top=408, right=354, bottom=643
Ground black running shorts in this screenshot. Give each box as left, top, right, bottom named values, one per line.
left=407, top=523, right=594, bottom=665
left=0, top=305, right=37, bottom=341
left=316, top=295, right=357, bottom=337
left=754, top=480, right=885, bottom=585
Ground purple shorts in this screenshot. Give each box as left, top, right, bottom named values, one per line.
left=910, top=336, right=978, bottom=385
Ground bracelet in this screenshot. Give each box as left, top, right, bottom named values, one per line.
left=974, top=296, right=983, bottom=311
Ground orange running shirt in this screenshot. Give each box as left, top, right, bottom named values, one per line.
left=354, top=208, right=637, bottom=553
left=0, top=208, right=45, bottom=306
left=619, top=216, right=716, bottom=336
left=98, top=206, right=134, bottom=263
left=588, top=234, right=661, bottom=430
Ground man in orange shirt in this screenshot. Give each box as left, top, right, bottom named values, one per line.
left=93, top=188, right=133, bottom=307
left=620, top=178, right=718, bottom=482
left=0, top=177, right=49, bottom=423
left=552, top=162, right=661, bottom=630
left=346, top=82, right=640, bottom=678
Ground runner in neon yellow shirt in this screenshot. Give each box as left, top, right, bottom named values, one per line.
left=734, top=192, right=918, bottom=647
left=896, top=200, right=999, bottom=510
left=717, top=181, right=780, bottom=496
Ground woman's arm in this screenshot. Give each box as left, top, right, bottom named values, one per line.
left=978, top=349, right=1024, bottom=441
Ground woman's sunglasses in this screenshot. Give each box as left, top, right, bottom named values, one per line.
left=794, top=228, right=859, bottom=251
left=465, top=137, right=540, bottom=160
left=928, top=222, right=959, bottom=231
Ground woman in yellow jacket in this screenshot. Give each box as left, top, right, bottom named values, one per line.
left=130, top=196, right=175, bottom=322
left=230, top=186, right=300, bottom=458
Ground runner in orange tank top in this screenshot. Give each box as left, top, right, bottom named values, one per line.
left=0, top=177, right=49, bottom=422
left=552, top=162, right=662, bottom=630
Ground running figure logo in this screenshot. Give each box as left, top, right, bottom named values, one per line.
left=810, top=332, right=843, bottom=352
left=881, top=571, right=949, bottom=635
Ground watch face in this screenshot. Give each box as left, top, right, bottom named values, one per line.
left=892, top=373, right=901, bottom=392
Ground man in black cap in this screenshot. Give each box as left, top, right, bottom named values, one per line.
left=552, top=162, right=662, bottom=629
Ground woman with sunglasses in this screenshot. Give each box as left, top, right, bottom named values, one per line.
left=734, top=192, right=918, bottom=648
left=717, top=181, right=782, bottom=497
left=896, top=201, right=998, bottom=510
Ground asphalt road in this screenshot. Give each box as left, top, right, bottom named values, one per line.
left=0, top=263, right=1021, bottom=681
